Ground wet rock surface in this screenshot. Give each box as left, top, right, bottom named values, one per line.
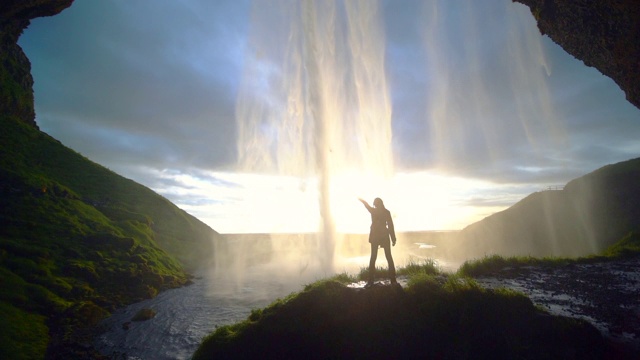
left=476, top=257, right=640, bottom=353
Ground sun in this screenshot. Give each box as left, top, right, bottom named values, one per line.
left=189, top=169, right=495, bottom=234
left=328, top=171, right=386, bottom=233
left=327, top=170, right=486, bottom=233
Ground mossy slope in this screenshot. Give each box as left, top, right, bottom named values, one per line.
left=0, top=115, right=218, bottom=359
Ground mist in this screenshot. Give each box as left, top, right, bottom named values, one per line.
left=199, top=0, right=635, bottom=294
left=233, top=0, right=393, bottom=277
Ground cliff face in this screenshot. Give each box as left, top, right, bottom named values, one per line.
left=514, top=0, right=640, bottom=110
left=0, top=0, right=73, bottom=128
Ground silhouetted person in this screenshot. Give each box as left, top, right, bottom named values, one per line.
left=358, top=197, right=396, bottom=287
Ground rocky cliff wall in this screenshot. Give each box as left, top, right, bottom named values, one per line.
left=514, top=0, right=640, bottom=110
left=0, top=0, right=73, bottom=128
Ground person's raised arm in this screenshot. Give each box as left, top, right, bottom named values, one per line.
left=358, top=198, right=373, bottom=213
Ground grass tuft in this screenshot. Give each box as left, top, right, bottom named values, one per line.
left=458, top=231, right=640, bottom=278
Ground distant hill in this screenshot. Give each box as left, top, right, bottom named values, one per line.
left=456, top=158, right=640, bottom=259
left=0, top=115, right=219, bottom=359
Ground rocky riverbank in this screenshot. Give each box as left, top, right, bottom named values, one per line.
left=476, top=257, right=640, bottom=356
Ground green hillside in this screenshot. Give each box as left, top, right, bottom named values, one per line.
left=456, top=158, right=640, bottom=259
left=0, top=115, right=218, bottom=359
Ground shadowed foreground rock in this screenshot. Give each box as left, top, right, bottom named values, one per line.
left=476, top=255, right=640, bottom=355
left=194, top=280, right=608, bottom=360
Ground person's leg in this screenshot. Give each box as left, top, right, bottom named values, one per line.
left=368, top=243, right=378, bottom=284
left=383, top=245, right=396, bottom=283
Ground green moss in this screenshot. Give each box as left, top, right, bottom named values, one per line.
left=602, top=232, right=640, bottom=258
left=532, top=6, right=542, bottom=22
left=323, top=271, right=357, bottom=285
left=0, top=267, right=30, bottom=305
left=458, top=231, right=640, bottom=278
left=0, top=114, right=217, bottom=355
left=0, top=51, right=33, bottom=121
left=66, top=301, right=110, bottom=328
left=131, top=308, right=156, bottom=322
left=397, top=258, right=440, bottom=277
left=0, top=301, right=49, bottom=360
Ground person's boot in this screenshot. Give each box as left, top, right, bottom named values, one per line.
left=365, top=274, right=374, bottom=288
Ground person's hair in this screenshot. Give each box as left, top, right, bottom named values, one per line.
left=373, top=197, right=384, bottom=208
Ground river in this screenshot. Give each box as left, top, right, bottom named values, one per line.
left=93, top=232, right=460, bottom=359
left=94, top=267, right=297, bottom=360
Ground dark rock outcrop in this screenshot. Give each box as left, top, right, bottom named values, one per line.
left=131, top=308, right=157, bottom=322
left=0, top=0, right=73, bottom=128
left=514, top=0, right=640, bottom=110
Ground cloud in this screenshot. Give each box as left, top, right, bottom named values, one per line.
left=22, top=1, right=250, bottom=170
left=17, top=0, right=640, bottom=232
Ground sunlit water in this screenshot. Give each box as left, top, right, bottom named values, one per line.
left=94, top=270, right=270, bottom=360
left=95, top=232, right=459, bottom=359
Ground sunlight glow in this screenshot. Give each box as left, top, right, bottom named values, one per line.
left=144, top=166, right=517, bottom=234
left=329, top=171, right=507, bottom=233
left=136, top=1, right=577, bottom=237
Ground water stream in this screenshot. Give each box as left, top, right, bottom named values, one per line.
left=93, top=262, right=320, bottom=360
left=94, top=232, right=456, bottom=359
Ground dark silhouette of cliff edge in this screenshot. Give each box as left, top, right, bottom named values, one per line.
left=514, top=0, right=640, bottom=110
left=0, top=0, right=74, bottom=128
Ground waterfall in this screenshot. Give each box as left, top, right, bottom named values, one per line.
left=235, top=0, right=392, bottom=272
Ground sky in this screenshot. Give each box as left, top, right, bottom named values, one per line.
left=18, top=0, right=640, bottom=234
